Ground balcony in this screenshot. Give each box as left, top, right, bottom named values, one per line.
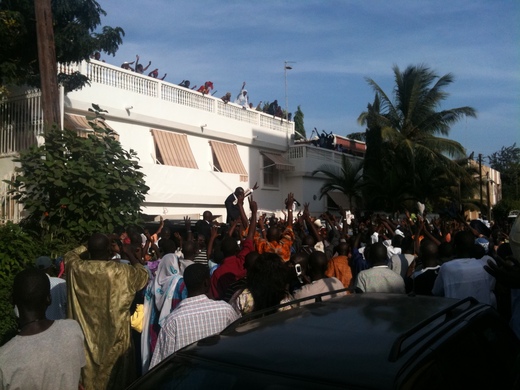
left=287, top=143, right=363, bottom=176
left=60, top=60, right=293, bottom=136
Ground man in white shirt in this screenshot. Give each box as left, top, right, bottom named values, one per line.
left=293, top=251, right=346, bottom=304
left=36, top=256, right=67, bottom=320
left=355, top=242, right=406, bottom=294
left=432, top=231, right=496, bottom=307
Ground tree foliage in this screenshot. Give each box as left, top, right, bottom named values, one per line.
left=487, top=143, right=520, bottom=201
left=294, top=105, right=306, bottom=140
left=8, top=106, right=149, bottom=248
left=312, top=155, right=364, bottom=210
left=358, top=64, right=477, bottom=211
left=0, top=0, right=124, bottom=89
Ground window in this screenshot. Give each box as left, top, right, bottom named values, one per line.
left=261, top=152, right=293, bottom=188
left=262, top=155, right=279, bottom=187
left=150, top=129, right=198, bottom=168
left=209, top=141, right=248, bottom=182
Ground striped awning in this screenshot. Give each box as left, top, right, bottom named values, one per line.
left=150, top=129, right=198, bottom=169
left=261, top=152, right=294, bottom=171
left=209, top=140, right=248, bottom=182
left=64, top=113, right=118, bottom=140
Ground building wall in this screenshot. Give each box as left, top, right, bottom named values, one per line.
left=466, top=160, right=502, bottom=221
left=1, top=60, right=363, bottom=222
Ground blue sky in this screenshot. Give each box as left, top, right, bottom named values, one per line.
left=99, top=0, right=519, bottom=159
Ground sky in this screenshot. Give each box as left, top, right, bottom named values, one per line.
left=99, top=0, right=519, bottom=160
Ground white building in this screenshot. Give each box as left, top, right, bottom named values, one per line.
left=0, top=60, right=364, bottom=223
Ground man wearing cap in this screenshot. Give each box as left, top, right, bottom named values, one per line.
left=120, top=60, right=135, bottom=71
left=36, top=256, right=67, bottom=320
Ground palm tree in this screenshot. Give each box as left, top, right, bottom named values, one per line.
left=312, top=155, right=364, bottom=210
left=358, top=64, right=477, bottom=210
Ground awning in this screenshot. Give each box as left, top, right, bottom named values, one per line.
left=151, top=129, right=198, bottom=169
left=327, top=191, right=351, bottom=208
left=261, top=152, right=294, bottom=171
left=64, top=113, right=118, bottom=140
left=209, top=140, right=248, bottom=182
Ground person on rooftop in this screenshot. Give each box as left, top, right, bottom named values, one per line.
left=198, top=81, right=214, bottom=96
left=135, top=55, right=151, bottom=74
left=235, top=81, right=248, bottom=108
left=221, top=92, right=232, bottom=104
left=148, top=69, right=167, bottom=80
left=121, top=60, right=135, bottom=71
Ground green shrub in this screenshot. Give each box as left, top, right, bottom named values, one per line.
left=0, top=222, right=40, bottom=345
left=9, top=106, right=149, bottom=246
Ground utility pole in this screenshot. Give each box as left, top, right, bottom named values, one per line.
left=479, top=153, right=483, bottom=214
left=35, top=0, right=60, bottom=131
left=284, top=61, right=295, bottom=121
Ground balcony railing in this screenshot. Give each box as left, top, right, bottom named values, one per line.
left=59, top=60, right=293, bottom=133
left=287, top=144, right=364, bottom=175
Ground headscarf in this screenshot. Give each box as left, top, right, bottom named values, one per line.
left=141, top=253, right=186, bottom=373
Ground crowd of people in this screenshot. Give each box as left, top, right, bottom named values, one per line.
left=1, top=185, right=519, bottom=389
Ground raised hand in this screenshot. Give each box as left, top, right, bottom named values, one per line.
left=249, top=197, right=258, bottom=214
left=210, top=225, right=219, bottom=239
left=184, top=216, right=191, bottom=230
left=286, top=192, right=294, bottom=209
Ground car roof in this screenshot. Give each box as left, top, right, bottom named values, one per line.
left=175, top=294, right=484, bottom=388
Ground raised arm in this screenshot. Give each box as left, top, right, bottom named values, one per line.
left=155, top=216, right=164, bottom=237
left=258, top=214, right=267, bottom=239
left=247, top=197, right=258, bottom=241
left=184, top=216, right=193, bottom=242
left=237, top=193, right=249, bottom=228
left=285, top=192, right=294, bottom=228
left=422, top=219, right=441, bottom=247
left=206, top=225, right=219, bottom=261
left=303, top=202, right=320, bottom=243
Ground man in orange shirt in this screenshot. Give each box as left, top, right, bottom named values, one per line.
left=255, top=193, right=295, bottom=262
left=326, top=242, right=353, bottom=291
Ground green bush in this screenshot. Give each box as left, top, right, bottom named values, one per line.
left=0, top=222, right=40, bottom=345
left=9, top=107, right=149, bottom=246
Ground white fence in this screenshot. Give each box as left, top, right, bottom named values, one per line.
left=60, top=60, right=293, bottom=133
left=0, top=89, right=42, bottom=156
left=0, top=173, right=21, bottom=224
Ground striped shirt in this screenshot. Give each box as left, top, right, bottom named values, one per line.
left=150, top=294, right=239, bottom=368
left=193, top=249, right=208, bottom=265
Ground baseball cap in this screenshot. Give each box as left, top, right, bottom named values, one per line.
left=35, top=256, right=52, bottom=269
